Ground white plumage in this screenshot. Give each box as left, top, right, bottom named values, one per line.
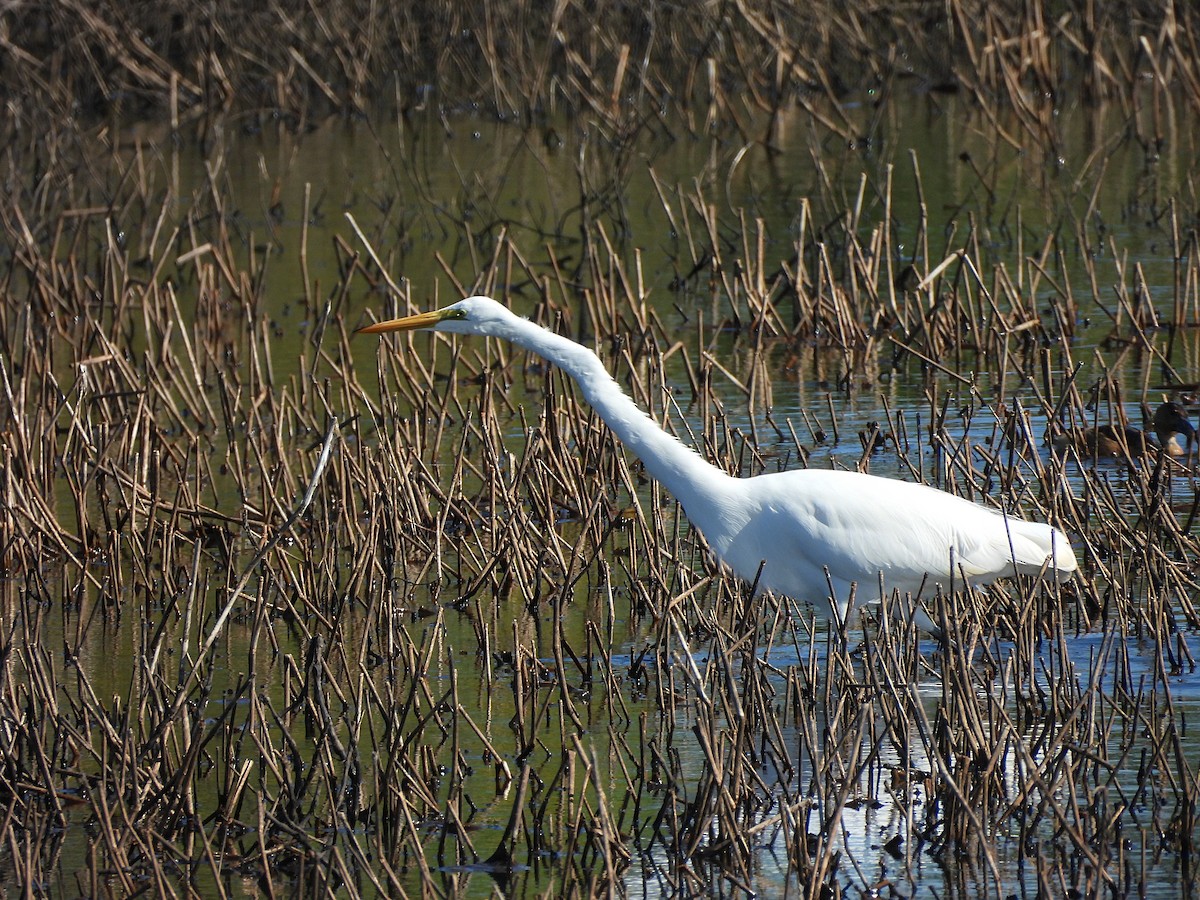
left=360, top=296, right=1078, bottom=624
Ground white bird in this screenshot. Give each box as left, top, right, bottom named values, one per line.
left=360, top=296, right=1078, bottom=627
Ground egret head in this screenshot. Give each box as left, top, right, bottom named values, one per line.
left=356, top=295, right=515, bottom=338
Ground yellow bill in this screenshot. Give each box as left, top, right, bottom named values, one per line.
left=356, top=308, right=455, bottom=334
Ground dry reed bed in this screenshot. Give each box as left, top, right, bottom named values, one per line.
left=5, top=0, right=1200, bottom=148
left=0, top=117, right=1197, bottom=900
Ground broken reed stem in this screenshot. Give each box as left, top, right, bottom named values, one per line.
left=154, top=417, right=341, bottom=740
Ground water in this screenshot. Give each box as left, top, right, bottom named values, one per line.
left=134, top=97, right=1200, bottom=405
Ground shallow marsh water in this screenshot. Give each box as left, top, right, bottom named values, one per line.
left=8, top=91, right=1200, bottom=897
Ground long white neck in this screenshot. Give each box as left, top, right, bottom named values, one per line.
left=503, top=322, right=734, bottom=510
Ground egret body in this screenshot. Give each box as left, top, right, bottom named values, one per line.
left=361, top=296, right=1078, bottom=623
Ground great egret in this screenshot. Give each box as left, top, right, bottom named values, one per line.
left=360, top=296, right=1078, bottom=625
left=1051, top=401, right=1195, bottom=459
